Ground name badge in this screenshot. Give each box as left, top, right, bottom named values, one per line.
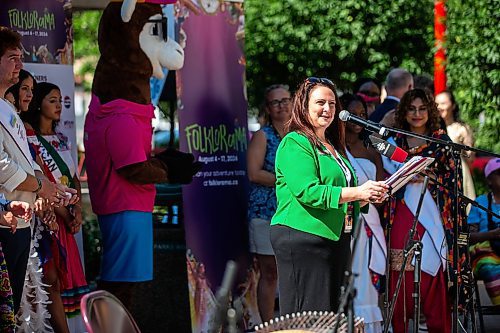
left=344, top=215, right=353, bottom=233
left=344, top=203, right=354, bottom=233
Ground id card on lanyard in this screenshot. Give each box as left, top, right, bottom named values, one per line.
left=345, top=202, right=354, bottom=233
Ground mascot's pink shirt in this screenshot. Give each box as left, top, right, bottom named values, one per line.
left=84, top=95, right=156, bottom=215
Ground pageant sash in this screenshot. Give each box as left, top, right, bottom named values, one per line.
left=382, top=143, right=447, bottom=276
left=346, top=151, right=387, bottom=275
left=365, top=203, right=387, bottom=275
left=0, top=99, right=33, bottom=168
left=36, top=135, right=74, bottom=188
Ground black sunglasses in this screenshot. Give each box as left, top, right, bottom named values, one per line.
left=305, top=77, right=335, bottom=87
left=148, top=16, right=168, bottom=42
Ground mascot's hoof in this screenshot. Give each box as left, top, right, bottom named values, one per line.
left=156, top=149, right=202, bottom=184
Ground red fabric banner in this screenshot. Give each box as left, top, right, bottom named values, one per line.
left=434, top=0, right=447, bottom=94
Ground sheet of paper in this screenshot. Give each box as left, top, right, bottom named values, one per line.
left=384, top=156, right=435, bottom=194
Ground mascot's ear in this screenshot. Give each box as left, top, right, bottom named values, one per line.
left=121, top=0, right=137, bottom=22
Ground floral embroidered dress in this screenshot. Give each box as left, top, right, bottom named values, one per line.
left=388, top=129, right=462, bottom=270
left=27, top=130, right=89, bottom=319
left=0, top=242, right=15, bottom=332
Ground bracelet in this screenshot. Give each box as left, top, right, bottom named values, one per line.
left=34, top=177, right=42, bottom=194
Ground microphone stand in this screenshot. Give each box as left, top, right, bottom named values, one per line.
left=372, top=124, right=500, bottom=333
left=383, top=177, right=428, bottom=333
left=384, top=195, right=393, bottom=326
left=208, top=260, right=239, bottom=333
left=331, top=214, right=364, bottom=333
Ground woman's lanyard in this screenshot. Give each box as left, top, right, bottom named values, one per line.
left=330, top=148, right=354, bottom=233
left=332, top=148, right=353, bottom=187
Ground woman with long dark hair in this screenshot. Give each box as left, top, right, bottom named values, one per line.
left=435, top=90, right=476, bottom=206
left=385, top=88, right=456, bottom=333
left=23, top=82, right=89, bottom=331
left=270, top=77, right=388, bottom=314
left=341, top=93, right=385, bottom=333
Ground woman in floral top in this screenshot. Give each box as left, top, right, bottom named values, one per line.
left=247, top=84, right=291, bottom=322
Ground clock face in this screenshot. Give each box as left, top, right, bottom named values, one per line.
left=200, top=0, right=219, bottom=14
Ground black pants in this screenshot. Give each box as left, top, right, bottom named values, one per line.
left=0, top=227, right=31, bottom=314
left=270, top=224, right=351, bottom=315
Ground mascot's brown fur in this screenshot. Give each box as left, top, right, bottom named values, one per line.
left=93, top=3, right=158, bottom=105
left=90, top=2, right=199, bottom=185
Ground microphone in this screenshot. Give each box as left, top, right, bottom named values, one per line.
left=339, top=110, right=389, bottom=137
left=368, top=135, right=408, bottom=163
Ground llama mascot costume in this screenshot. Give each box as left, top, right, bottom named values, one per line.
left=84, top=0, right=200, bottom=308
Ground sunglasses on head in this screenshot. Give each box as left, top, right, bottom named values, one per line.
left=148, top=16, right=168, bottom=42
left=306, top=77, right=335, bottom=87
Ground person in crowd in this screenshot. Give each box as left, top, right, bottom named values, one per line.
left=435, top=90, right=476, bottom=203
left=247, top=83, right=291, bottom=322
left=23, top=82, right=89, bottom=331
left=341, top=93, right=385, bottom=333
left=354, top=78, right=381, bottom=118
left=5, top=69, right=35, bottom=113
left=270, top=77, right=389, bottom=315
left=370, top=68, right=413, bottom=125
left=257, top=105, right=269, bottom=128
left=468, top=158, right=500, bottom=306
left=0, top=196, right=31, bottom=332
left=383, top=88, right=455, bottom=333
left=5, top=69, right=43, bottom=160
left=4, top=64, right=78, bottom=333
left=9, top=73, right=71, bottom=332
left=413, top=74, right=434, bottom=97
left=0, top=26, right=73, bottom=318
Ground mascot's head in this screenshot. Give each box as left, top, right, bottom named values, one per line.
left=93, top=0, right=184, bottom=104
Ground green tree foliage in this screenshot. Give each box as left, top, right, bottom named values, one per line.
left=73, top=10, right=102, bottom=91
left=447, top=0, right=500, bottom=153
left=245, top=0, right=434, bottom=107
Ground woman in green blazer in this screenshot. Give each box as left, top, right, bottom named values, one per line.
left=270, top=77, right=389, bottom=314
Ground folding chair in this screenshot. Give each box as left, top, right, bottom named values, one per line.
left=474, top=279, right=500, bottom=333
left=80, top=290, right=141, bottom=333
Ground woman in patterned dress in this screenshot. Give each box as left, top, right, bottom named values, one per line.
left=24, top=82, right=89, bottom=332
left=384, top=88, right=457, bottom=333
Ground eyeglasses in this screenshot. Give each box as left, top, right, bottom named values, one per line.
left=306, top=77, right=335, bottom=87
left=148, top=16, right=168, bottom=42
left=267, top=97, right=292, bottom=108
left=407, top=107, right=428, bottom=115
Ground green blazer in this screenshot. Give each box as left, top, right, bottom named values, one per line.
left=271, top=131, right=367, bottom=241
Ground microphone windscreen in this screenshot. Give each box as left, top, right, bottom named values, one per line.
left=368, top=135, right=408, bottom=163
left=391, top=148, right=408, bottom=163
left=339, top=110, right=350, bottom=122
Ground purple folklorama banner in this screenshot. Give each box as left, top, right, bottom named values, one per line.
left=0, top=0, right=72, bottom=65
left=176, top=1, right=258, bottom=332
left=0, top=0, right=76, bottom=160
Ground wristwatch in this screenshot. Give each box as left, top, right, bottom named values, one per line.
left=34, top=177, right=42, bottom=194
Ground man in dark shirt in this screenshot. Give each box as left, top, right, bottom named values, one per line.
left=369, top=68, right=413, bottom=124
